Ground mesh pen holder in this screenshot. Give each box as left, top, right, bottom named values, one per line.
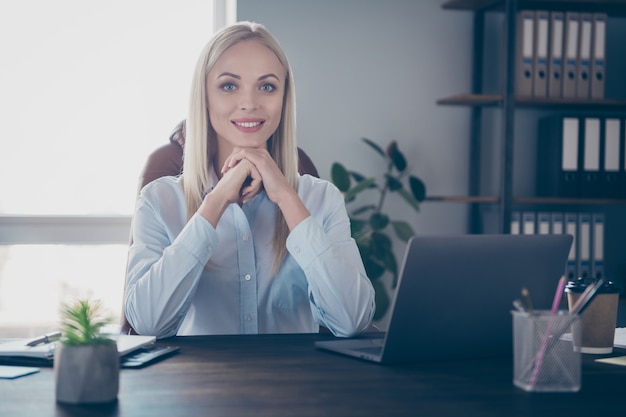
left=512, top=310, right=582, bottom=392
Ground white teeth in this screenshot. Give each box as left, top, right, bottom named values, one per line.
left=236, top=121, right=261, bottom=128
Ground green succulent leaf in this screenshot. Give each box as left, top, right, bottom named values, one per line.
left=386, top=141, right=407, bottom=172
left=398, top=188, right=420, bottom=213
left=361, top=137, right=386, bottom=158
left=409, top=175, right=427, bottom=202
left=391, top=220, right=415, bottom=242
left=344, top=177, right=376, bottom=201
left=331, top=162, right=351, bottom=192
left=60, top=299, right=114, bottom=346
left=369, top=212, right=389, bottom=230
left=386, top=175, right=403, bottom=191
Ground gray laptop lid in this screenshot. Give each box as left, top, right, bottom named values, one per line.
left=316, top=234, right=572, bottom=364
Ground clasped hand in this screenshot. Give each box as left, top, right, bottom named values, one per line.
left=217, top=147, right=291, bottom=206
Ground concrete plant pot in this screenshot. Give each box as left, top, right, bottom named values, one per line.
left=54, top=343, right=119, bottom=404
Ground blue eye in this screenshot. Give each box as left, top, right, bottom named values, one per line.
left=221, top=82, right=236, bottom=91
left=260, top=83, right=276, bottom=92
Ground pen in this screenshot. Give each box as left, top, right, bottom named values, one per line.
left=26, top=331, right=62, bottom=347
left=512, top=299, right=526, bottom=313
left=570, top=278, right=604, bottom=316
left=521, top=288, right=533, bottom=313
left=530, top=276, right=567, bottom=386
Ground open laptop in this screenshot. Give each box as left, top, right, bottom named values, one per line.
left=315, top=234, right=573, bottom=364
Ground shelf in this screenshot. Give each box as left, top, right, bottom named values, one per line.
left=437, top=93, right=626, bottom=111
left=514, top=197, right=626, bottom=205
left=425, top=195, right=500, bottom=204
left=442, top=0, right=626, bottom=15
left=425, top=196, right=626, bottom=205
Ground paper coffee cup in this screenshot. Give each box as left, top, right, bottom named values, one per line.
left=566, top=278, right=620, bottom=354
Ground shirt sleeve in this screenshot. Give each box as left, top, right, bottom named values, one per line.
left=286, top=181, right=376, bottom=337
left=125, top=183, right=218, bottom=338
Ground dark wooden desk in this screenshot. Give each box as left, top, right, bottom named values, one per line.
left=1, top=333, right=625, bottom=417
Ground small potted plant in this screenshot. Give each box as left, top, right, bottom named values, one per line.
left=54, top=299, right=119, bottom=404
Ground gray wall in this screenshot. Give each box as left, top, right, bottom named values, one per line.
left=237, top=1, right=626, bottom=327
left=238, top=0, right=475, bottom=239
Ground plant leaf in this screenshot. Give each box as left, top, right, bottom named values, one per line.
left=398, top=188, right=420, bottom=212
left=350, top=218, right=368, bottom=236
left=386, top=175, right=403, bottom=191
left=350, top=171, right=368, bottom=184
left=409, top=175, right=427, bottom=202
left=370, top=231, right=392, bottom=261
left=361, top=137, right=386, bottom=158
left=371, top=280, right=390, bottom=320
left=386, top=141, right=407, bottom=172
left=331, top=162, right=351, bottom=192
left=344, top=177, right=376, bottom=201
left=383, top=250, right=398, bottom=283
left=391, top=220, right=415, bottom=242
left=369, top=212, right=389, bottom=231
left=362, top=255, right=385, bottom=280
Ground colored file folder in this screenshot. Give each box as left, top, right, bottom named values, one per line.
left=522, top=212, right=536, bottom=234
left=591, top=13, right=607, bottom=99
left=565, top=212, right=578, bottom=280
left=576, top=13, right=593, bottom=99
left=562, top=12, right=579, bottom=98
left=510, top=211, right=521, bottom=235
left=551, top=212, right=564, bottom=235
left=515, top=10, right=535, bottom=97
left=592, top=212, right=605, bottom=279
left=533, top=10, right=549, bottom=97
left=581, top=118, right=601, bottom=198
left=577, top=213, right=591, bottom=279
left=537, top=116, right=580, bottom=198
left=537, top=212, right=550, bottom=234
left=601, top=118, right=622, bottom=198
left=548, top=11, right=564, bottom=98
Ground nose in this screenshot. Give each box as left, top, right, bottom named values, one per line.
left=239, top=89, right=258, bottom=112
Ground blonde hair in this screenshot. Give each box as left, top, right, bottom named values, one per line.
left=184, top=21, right=298, bottom=270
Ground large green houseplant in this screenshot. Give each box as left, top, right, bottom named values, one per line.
left=54, top=299, right=119, bottom=404
left=331, top=138, right=426, bottom=320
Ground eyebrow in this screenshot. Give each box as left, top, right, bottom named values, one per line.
left=217, top=72, right=281, bottom=82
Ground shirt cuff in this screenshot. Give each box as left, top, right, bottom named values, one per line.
left=173, top=212, right=218, bottom=263
left=286, top=216, right=332, bottom=269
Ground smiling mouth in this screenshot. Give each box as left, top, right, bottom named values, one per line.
left=233, top=121, right=263, bottom=128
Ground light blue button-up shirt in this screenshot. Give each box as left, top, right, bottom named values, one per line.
left=125, top=172, right=375, bottom=338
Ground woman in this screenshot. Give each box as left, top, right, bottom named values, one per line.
left=125, top=21, right=375, bottom=338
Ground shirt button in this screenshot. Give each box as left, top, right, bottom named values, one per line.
left=242, top=235, right=249, bottom=241
left=245, top=315, right=253, bottom=321
left=244, top=274, right=251, bottom=281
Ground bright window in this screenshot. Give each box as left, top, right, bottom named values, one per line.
left=0, top=0, right=235, bottom=336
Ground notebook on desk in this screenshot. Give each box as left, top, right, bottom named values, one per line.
left=315, top=234, right=573, bottom=364
left=0, top=334, right=156, bottom=364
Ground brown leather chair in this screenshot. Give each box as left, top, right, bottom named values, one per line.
left=137, top=120, right=319, bottom=192
left=121, top=120, right=319, bottom=335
